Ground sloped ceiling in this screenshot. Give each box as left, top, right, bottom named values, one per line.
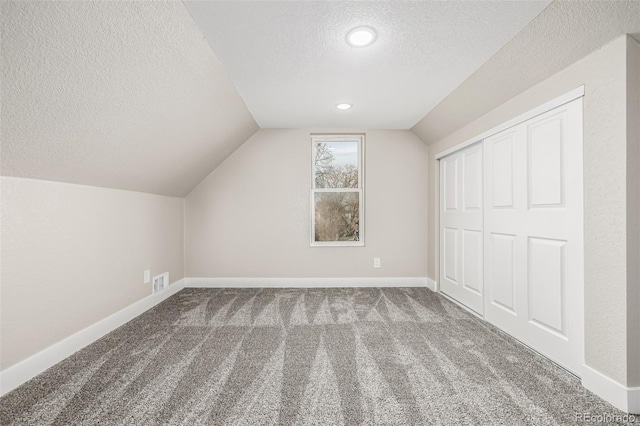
left=184, top=0, right=550, bottom=129
left=1, top=1, right=258, bottom=197
left=412, top=0, right=640, bottom=144
left=4, top=1, right=636, bottom=196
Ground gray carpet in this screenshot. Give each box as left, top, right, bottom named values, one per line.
left=0, top=287, right=630, bottom=425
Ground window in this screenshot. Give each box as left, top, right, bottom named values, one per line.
left=311, top=135, right=364, bottom=246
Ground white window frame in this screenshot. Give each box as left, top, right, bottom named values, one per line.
left=310, top=134, right=365, bottom=247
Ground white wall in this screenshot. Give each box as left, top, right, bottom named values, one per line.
left=1, top=1, right=259, bottom=197
left=0, top=177, right=184, bottom=370
left=413, top=36, right=634, bottom=387
left=411, top=1, right=640, bottom=143
left=185, top=129, right=429, bottom=279
left=628, top=37, right=640, bottom=387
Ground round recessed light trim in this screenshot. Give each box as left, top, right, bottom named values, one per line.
left=346, top=26, right=377, bottom=47
left=336, top=103, right=352, bottom=110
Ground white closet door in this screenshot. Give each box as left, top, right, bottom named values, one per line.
left=483, top=99, right=583, bottom=375
left=440, top=142, right=484, bottom=315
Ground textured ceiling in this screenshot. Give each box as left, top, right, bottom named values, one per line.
left=184, top=1, right=550, bottom=129
left=5, top=1, right=633, bottom=195
left=1, top=1, right=258, bottom=196
left=412, top=0, right=640, bottom=144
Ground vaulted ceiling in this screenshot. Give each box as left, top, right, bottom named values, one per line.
left=184, top=1, right=549, bottom=129
left=1, top=1, right=258, bottom=196
left=2, top=1, right=638, bottom=197
left=412, top=0, right=640, bottom=143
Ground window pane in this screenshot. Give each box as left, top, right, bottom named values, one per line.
left=314, top=192, right=360, bottom=242
left=314, top=141, right=358, bottom=188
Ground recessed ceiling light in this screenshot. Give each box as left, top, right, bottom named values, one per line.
left=336, top=103, right=352, bottom=110
left=346, top=26, right=377, bottom=47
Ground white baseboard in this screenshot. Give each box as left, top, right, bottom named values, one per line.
left=582, top=364, right=640, bottom=414
left=426, top=277, right=437, bottom=292
left=0, top=278, right=186, bottom=397
left=631, top=388, right=640, bottom=415
left=186, top=277, right=431, bottom=289
left=0, top=276, right=430, bottom=397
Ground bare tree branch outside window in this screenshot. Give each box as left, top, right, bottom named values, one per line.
left=312, top=138, right=363, bottom=245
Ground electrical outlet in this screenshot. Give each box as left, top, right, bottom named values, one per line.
left=373, top=258, right=381, bottom=268
left=144, top=270, right=151, bottom=284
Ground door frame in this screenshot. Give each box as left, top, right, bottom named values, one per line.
left=434, top=86, right=585, bottom=375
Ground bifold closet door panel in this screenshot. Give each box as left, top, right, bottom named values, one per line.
left=440, top=142, right=484, bottom=315
left=483, top=99, right=584, bottom=376
left=483, top=125, right=527, bottom=320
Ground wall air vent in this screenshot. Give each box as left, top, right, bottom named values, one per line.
left=152, top=272, right=169, bottom=294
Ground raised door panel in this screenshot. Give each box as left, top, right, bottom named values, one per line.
left=527, top=114, right=565, bottom=209
left=443, top=227, right=458, bottom=284
left=463, top=147, right=483, bottom=211
left=528, top=237, right=566, bottom=336
left=491, top=131, right=516, bottom=209
left=491, top=233, right=516, bottom=313
left=443, top=156, right=458, bottom=212
left=463, top=229, right=482, bottom=294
